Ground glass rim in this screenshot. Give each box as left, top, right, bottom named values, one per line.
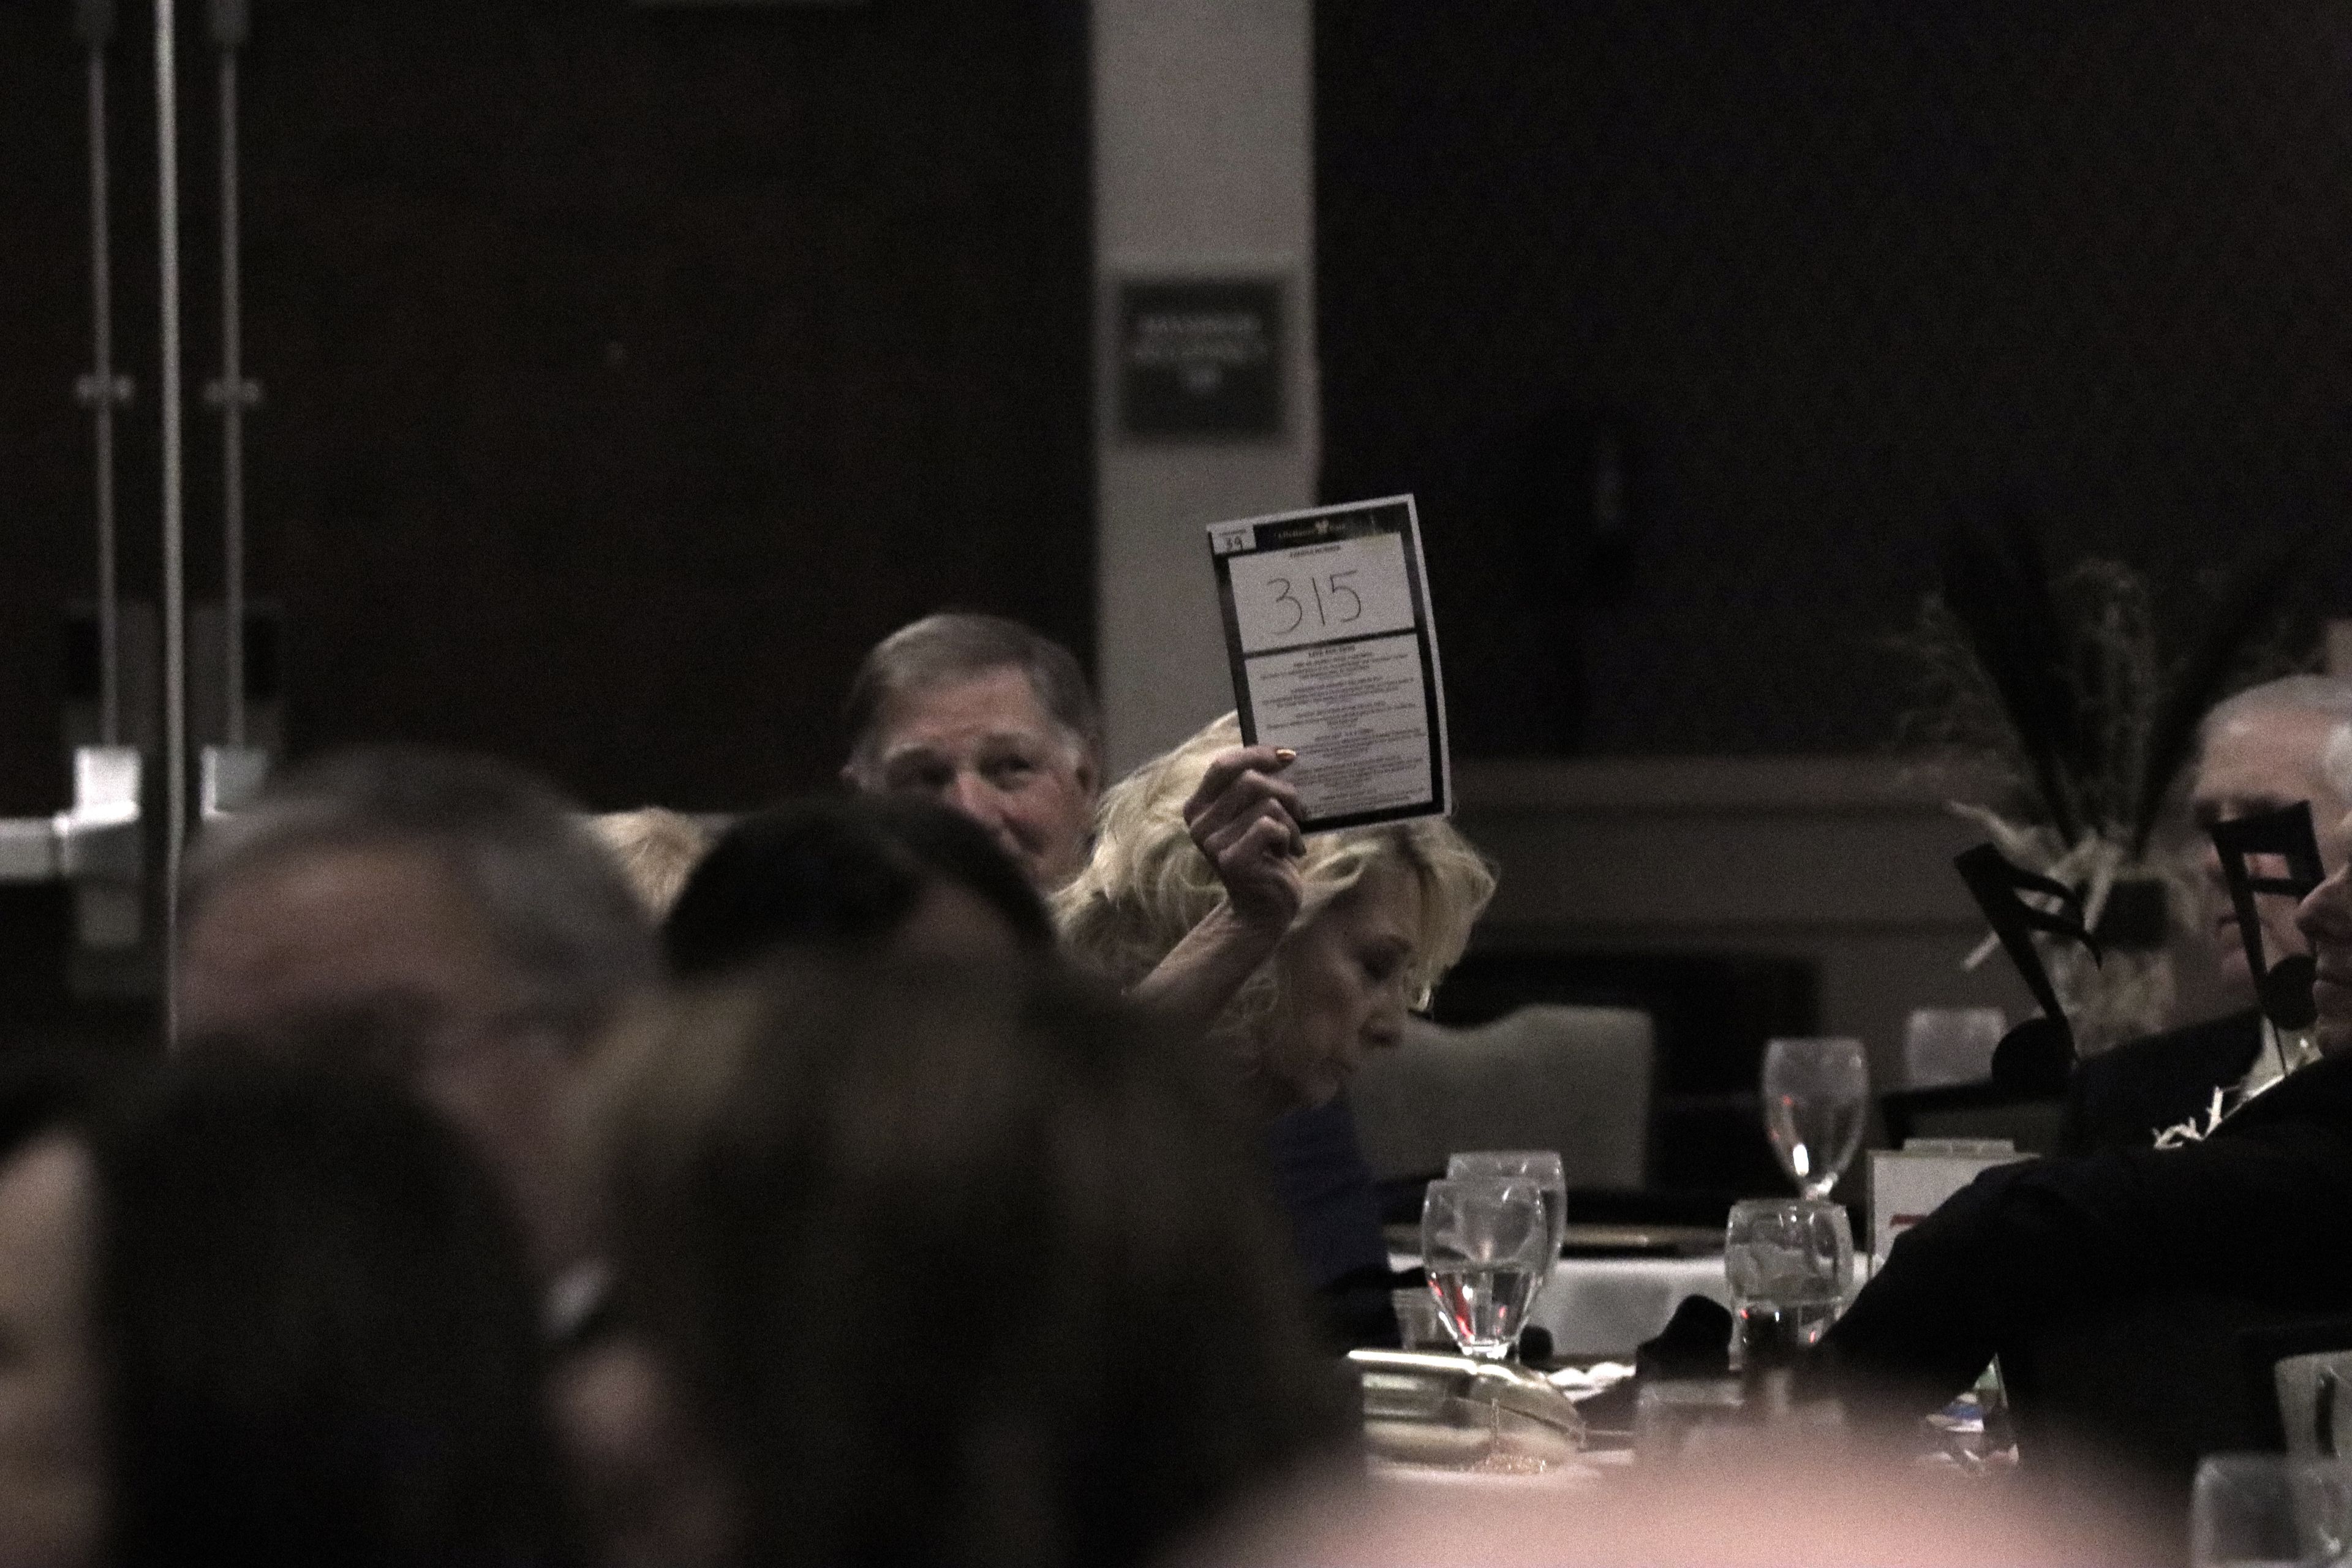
left=1727, top=1195, right=1847, bottom=1217
left=1446, top=1149, right=1566, bottom=1172
left=1423, top=1175, right=1548, bottom=1203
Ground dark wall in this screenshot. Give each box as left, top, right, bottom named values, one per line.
left=1319, top=2, right=2352, bottom=756
left=1, top=0, right=1091, bottom=813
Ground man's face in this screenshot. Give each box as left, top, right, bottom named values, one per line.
left=2190, top=711, right=2352, bottom=1001
left=853, top=666, right=1098, bottom=891
left=2297, top=824, right=2352, bottom=1056
left=177, top=845, right=582, bottom=1276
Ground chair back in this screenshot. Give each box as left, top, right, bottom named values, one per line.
left=1348, top=1004, right=1653, bottom=1189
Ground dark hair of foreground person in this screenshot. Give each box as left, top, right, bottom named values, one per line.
left=581, top=956, right=1355, bottom=1568
left=662, top=795, right=1055, bottom=975
left=0, top=1054, right=564, bottom=1568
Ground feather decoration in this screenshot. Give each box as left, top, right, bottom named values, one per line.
left=2126, top=532, right=2315, bottom=856
left=1904, top=516, right=2308, bottom=1055
left=1936, top=514, right=2083, bottom=843
left=1932, top=516, right=2309, bottom=857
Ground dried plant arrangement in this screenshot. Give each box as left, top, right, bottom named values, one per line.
left=1896, top=514, right=2309, bottom=1053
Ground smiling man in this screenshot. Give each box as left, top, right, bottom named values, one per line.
left=842, top=614, right=1314, bottom=1038
left=2191, top=679, right=2352, bottom=994
left=2301, top=807, right=2352, bottom=1055
left=2062, top=676, right=2352, bottom=1151
left=1814, top=737, right=2352, bottom=1528
left=842, top=616, right=1104, bottom=892
left=1815, top=815, right=2352, bottom=1522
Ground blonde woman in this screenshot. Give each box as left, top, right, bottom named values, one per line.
left=1057, top=714, right=1496, bottom=1293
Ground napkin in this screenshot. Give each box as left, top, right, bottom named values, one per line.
left=1547, top=1360, right=1637, bottom=1400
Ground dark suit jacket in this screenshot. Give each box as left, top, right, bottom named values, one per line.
left=1824, top=1051, right=2352, bottom=1436
left=2058, top=1007, right=2265, bottom=1154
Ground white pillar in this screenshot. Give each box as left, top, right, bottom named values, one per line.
left=1091, top=0, right=1318, bottom=774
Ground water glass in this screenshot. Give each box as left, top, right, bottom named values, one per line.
left=1447, top=1150, right=1567, bottom=1267
left=1390, top=1287, right=1452, bottom=1351
left=1902, top=1008, right=2007, bottom=1089
left=1761, top=1036, right=1870, bottom=1199
left=1420, top=1178, right=1550, bottom=1361
left=1724, top=1197, right=1852, bottom=1371
left=2192, top=1455, right=2352, bottom=1567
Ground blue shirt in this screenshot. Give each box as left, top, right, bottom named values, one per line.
left=1265, top=1093, right=1389, bottom=1290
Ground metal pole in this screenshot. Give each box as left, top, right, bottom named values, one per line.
left=212, top=0, right=249, bottom=746
left=217, top=49, right=244, bottom=744
left=156, top=0, right=187, bottom=1044
left=86, top=47, right=123, bottom=744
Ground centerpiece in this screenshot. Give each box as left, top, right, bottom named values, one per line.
left=1897, top=517, right=2307, bottom=1055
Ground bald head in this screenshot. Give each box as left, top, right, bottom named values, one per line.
left=2191, top=679, right=2352, bottom=1001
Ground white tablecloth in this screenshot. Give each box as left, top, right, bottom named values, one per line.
left=1530, top=1256, right=1732, bottom=1358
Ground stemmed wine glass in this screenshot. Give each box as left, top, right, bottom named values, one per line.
left=1447, top=1151, right=1566, bottom=1308
left=1760, top=1037, right=1869, bottom=1200
left=1420, top=1178, right=1550, bottom=1361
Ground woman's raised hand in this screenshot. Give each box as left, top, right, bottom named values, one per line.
left=1183, top=745, right=1306, bottom=935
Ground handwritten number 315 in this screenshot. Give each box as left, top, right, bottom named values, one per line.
left=1267, top=570, right=1363, bottom=635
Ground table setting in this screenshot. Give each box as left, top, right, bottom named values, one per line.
left=1355, top=1035, right=1884, bottom=1482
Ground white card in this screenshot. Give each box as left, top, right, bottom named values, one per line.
left=1867, top=1144, right=2024, bottom=1268
left=1205, top=496, right=1449, bottom=829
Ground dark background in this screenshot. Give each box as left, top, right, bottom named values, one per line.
left=0, top=0, right=1093, bottom=816
left=1319, top=1, right=2352, bottom=756
left=12, top=4, right=2352, bottom=787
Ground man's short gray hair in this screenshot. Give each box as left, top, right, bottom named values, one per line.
left=183, top=746, right=659, bottom=1043
left=2203, top=675, right=2352, bottom=801
left=843, top=613, right=1101, bottom=785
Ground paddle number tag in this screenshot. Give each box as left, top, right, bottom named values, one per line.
left=1205, top=495, right=1450, bottom=831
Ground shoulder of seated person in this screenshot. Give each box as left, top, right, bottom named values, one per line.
left=2094, top=1007, right=2263, bottom=1072
left=2216, top=1052, right=2352, bottom=1134
left=2073, top=1008, right=2263, bottom=1108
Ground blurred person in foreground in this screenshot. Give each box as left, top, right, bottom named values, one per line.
left=1816, top=799, right=2352, bottom=1549
left=558, top=957, right=1352, bottom=1568
left=1186, top=1442, right=2138, bottom=1568
left=662, top=795, right=1053, bottom=977
left=2062, top=675, right=2352, bottom=1151
left=1057, top=714, right=1495, bottom=1300
left=0, top=1054, right=562, bottom=1568
left=842, top=612, right=1311, bottom=1031
left=175, top=745, right=660, bottom=1311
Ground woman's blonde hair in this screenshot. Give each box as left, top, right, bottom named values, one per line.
left=1054, top=714, right=1496, bottom=1047
left=590, top=807, right=711, bottom=918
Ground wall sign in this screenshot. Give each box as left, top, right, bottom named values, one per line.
left=1117, top=277, right=1284, bottom=441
